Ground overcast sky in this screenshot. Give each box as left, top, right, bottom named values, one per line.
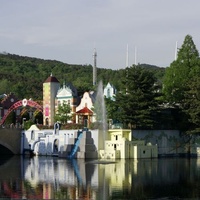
left=1, top=0, right=200, bottom=70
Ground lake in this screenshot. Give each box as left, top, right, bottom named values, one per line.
left=0, top=156, right=200, bottom=199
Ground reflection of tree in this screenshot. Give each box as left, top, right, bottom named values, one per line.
left=54, top=187, right=70, bottom=199
left=1, top=180, right=43, bottom=199
left=22, top=181, right=43, bottom=199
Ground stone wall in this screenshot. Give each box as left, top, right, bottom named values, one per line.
left=132, top=130, right=190, bottom=156
left=0, top=128, right=22, bottom=154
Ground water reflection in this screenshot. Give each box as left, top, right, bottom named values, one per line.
left=0, top=156, right=200, bottom=199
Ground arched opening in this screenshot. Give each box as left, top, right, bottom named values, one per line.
left=53, top=139, right=59, bottom=153
left=31, top=130, right=35, bottom=140
left=45, top=118, right=49, bottom=126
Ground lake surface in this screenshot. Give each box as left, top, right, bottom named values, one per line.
left=0, top=156, right=200, bottom=199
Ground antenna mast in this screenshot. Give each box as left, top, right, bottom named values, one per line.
left=126, top=44, right=129, bottom=68
left=93, top=48, right=97, bottom=86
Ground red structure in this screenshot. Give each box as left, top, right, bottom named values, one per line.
left=76, top=106, right=93, bottom=126
left=0, top=99, right=42, bottom=125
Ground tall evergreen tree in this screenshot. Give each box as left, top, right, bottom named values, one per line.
left=163, top=34, right=200, bottom=134
left=116, top=66, right=159, bottom=129
left=183, top=76, right=200, bottom=134
left=163, top=35, right=200, bottom=103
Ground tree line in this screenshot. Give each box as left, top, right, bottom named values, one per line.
left=107, top=34, right=200, bottom=135
left=3, top=34, right=200, bottom=135
left=0, top=53, right=164, bottom=99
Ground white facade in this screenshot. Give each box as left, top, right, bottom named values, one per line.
left=99, top=129, right=158, bottom=159
left=23, top=124, right=157, bottom=160
left=76, top=92, right=94, bottom=112
left=55, top=84, right=77, bottom=123
left=75, top=91, right=96, bottom=124
left=22, top=124, right=100, bottom=158
left=103, top=82, right=117, bottom=101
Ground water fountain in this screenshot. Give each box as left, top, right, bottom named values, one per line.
left=94, top=81, right=108, bottom=149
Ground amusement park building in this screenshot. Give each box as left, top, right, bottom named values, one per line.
left=43, top=74, right=116, bottom=127
left=0, top=74, right=116, bottom=127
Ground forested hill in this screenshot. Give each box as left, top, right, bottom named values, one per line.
left=0, top=53, right=165, bottom=100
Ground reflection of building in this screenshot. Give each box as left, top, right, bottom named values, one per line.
left=43, top=183, right=53, bottom=199
left=102, top=160, right=131, bottom=190
left=24, top=157, right=98, bottom=199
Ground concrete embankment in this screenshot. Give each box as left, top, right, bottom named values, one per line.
left=0, top=128, right=22, bottom=154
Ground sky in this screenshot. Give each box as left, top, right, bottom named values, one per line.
left=1, top=0, right=200, bottom=70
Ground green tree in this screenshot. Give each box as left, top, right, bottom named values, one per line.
left=182, top=76, right=200, bottom=134
left=163, top=34, right=200, bottom=134
left=163, top=35, right=200, bottom=103
left=0, top=79, right=11, bottom=94
left=54, top=102, right=72, bottom=124
left=105, top=97, right=118, bottom=120
left=116, top=66, right=159, bottom=129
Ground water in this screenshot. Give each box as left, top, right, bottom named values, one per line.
left=94, top=81, right=108, bottom=147
left=1, top=156, right=200, bottom=199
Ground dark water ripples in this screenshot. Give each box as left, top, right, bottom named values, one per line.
left=0, top=156, right=200, bottom=199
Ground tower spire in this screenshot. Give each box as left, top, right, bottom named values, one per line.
left=93, top=48, right=97, bottom=86
left=126, top=44, right=129, bottom=68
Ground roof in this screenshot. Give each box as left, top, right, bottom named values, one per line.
left=28, top=124, right=40, bottom=131
left=44, top=74, right=59, bottom=83
left=76, top=107, right=93, bottom=114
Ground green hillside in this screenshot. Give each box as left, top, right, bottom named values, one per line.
left=0, top=53, right=165, bottom=100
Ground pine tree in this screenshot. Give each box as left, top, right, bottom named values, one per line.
left=163, top=34, right=200, bottom=134
left=116, top=66, right=159, bottom=129
left=183, top=76, right=200, bottom=134
left=163, top=35, right=200, bottom=103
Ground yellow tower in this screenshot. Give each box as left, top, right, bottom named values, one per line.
left=43, top=74, right=60, bottom=126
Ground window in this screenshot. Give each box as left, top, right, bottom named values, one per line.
left=107, top=88, right=110, bottom=98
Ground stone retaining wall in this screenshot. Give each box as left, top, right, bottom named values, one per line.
left=0, top=128, right=22, bottom=154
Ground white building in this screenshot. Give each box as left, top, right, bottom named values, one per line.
left=103, top=82, right=117, bottom=101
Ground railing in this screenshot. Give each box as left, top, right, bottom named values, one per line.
left=0, top=124, right=22, bottom=129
